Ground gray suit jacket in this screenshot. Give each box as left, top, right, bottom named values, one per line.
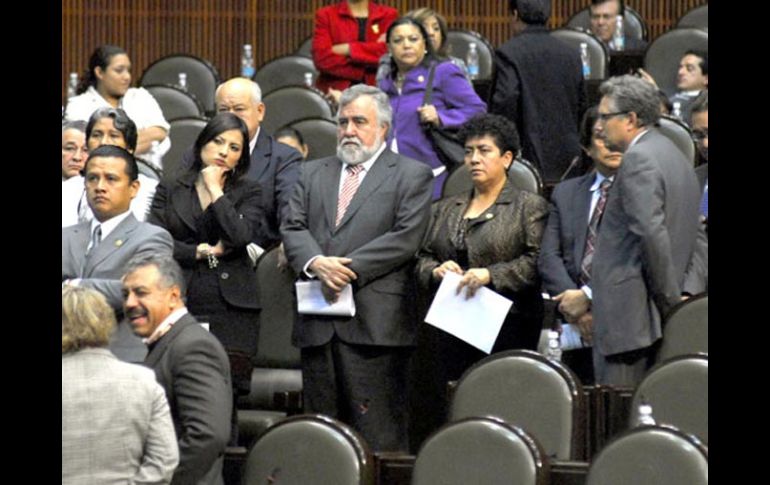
left=62, top=213, right=173, bottom=362
left=62, top=348, right=179, bottom=485
left=145, top=314, right=232, bottom=485
left=592, top=128, right=702, bottom=356
left=281, top=149, right=434, bottom=348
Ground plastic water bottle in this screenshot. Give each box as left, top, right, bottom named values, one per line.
left=672, top=101, right=682, bottom=119
left=612, top=15, right=625, bottom=51
left=177, top=72, right=188, bottom=92
left=466, top=42, right=480, bottom=80
left=67, top=72, right=78, bottom=99
left=241, top=44, right=255, bottom=78
left=546, top=330, right=562, bottom=362
left=580, top=43, right=591, bottom=79
left=636, top=402, right=656, bottom=426
left=304, top=72, right=314, bottom=87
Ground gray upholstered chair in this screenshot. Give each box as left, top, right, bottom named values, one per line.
left=550, top=28, right=610, bottom=80
left=261, top=86, right=335, bottom=135
left=135, top=158, right=162, bottom=181
left=254, top=55, right=319, bottom=96
left=162, top=117, right=208, bottom=178
left=677, top=5, right=708, bottom=30
left=449, top=349, right=585, bottom=460
left=586, top=425, right=708, bottom=485
left=237, top=247, right=303, bottom=448
left=657, top=294, right=708, bottom=361
left=643, top=28, right=708, bottom=97
left=143, top=84, right=206, bottom=121
left=441, top=157, right=542, bottom=199
left=295, top=35, right=314, bottom=58
left=445, top=30, right=495, bottom=81
left=139, top=54, right=221, bottom=117
left=629, top=354, right=708, bottom=443
left=286, top=117, right=338, bottom=161
left=241, top=414, right=375, bottom=485
left=412, top=417, right=550, bottom=485
left=656, top=115, right=697, bottom=166
left=565, top=6, right=648, bottom=41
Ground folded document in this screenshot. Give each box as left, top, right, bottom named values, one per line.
left=296, top=280, right=356, bottom=317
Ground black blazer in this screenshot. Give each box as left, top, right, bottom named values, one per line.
left=145, top=314, right=232, bottom=485
left=148, top=170, right=267, bottom=309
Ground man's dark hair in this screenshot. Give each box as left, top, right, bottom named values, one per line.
left=84, top=144, right=139, bottom=182
left=458, top=114, right=521, bottom=157
left=590, top=0, right=625, bottom=16
left=508, top=0, right=551, bottom=25
left=124, top=253, right=187, bottom=297
left=684, top=49, right=708, bottom=76
left=85, top=107, right=138, bottom=152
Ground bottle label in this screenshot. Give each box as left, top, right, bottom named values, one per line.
left=242, top=67, right=255, bottom=78
left=468, top=64, right=479, bottom=77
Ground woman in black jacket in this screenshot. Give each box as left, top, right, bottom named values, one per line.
left=149, top=113, right=267, bottom=394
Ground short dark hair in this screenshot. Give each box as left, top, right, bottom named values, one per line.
left=590, top=0, right=625, bottom=16
left=84, top=144, right=139, bottom=182
left=508, top=0, right=551, bottom=25
left=85, top=107, right=138, bottom=152
left=684, top=49, right=708, bottom=76
left=191, top=112, right=252, bottom=187
left=458, top=114, right=521, bottom=157
left=274, top=126, right=305, bottom=147
left=386, top=16, right=437, bottom=76
left=77, top=45, right=128, bottom=95
left=124, top=253, right=187, bottom=297
left=579, top=106, right=600, bottom=150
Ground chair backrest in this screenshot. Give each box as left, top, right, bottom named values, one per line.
left=135, top=157, right=162, bottom=181
left=677, top=5, right=708, bottom=29
left=550, top=28, right=609, bottom=80
left=630, top=354, right=708, bottom=443
left=143, top=84, right=205, bottom=121
left=445, top=30, right=495, bottom=81
left=261, top=86, right=335, bottom=135
left=139, top=54, right=221, bottom=117
left=441, top=157, right=543, bottom=199
left=254, top=55, right=319, bottom=97
left=162, top=117, right=208, bottom=178
left=295, top=35, right=314, bottom=58
left=412, top=417, right=550, bottom=485
left=656, top=115, right=696, bottom=166
left=643, top=28, right=708, bottom=97
left=586, top=425, right=708, bottom=485
left=566, top=6, right=648, bottom=41
left=658, top=294, right=708, bottom=361
left=242, top=414, right=375, bottom=485
left=286, top=117, right=338, bottom=161
left=449, top=350, right=584, bottom=460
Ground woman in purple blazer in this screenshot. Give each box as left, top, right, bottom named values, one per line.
left=379, top=16, right=487, bottom=199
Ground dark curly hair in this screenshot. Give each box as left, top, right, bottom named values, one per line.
left=457, top=114, right=521, bottom=157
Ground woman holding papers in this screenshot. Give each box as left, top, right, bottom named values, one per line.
left=410, top=114, right=548, bottom=448
left=148, top=113, right=268, bottom=396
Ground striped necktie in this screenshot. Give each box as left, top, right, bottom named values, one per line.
left=580, top=177, right=613, bottom=285
left=336, top=164, right=364, bottom=227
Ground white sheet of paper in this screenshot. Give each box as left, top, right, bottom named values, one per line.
left=295, top=280, right=356, bottom=317
left=424, top=271, right=513, bottom=354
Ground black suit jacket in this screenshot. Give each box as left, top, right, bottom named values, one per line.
left=490, top=25, right=587, bottom=184
left=148, top=170, right=267, bottom=310
left=145, top=314, right=232, bottom=485
left=182, top=130, right=302, bottom=247
left=281, top=150, right=434, bottom=348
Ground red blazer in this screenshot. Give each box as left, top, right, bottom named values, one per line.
left=312, top=1, right=398, bottom=93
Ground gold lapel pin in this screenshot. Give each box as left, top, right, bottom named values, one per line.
left=115, top=239, right=124, bottom=247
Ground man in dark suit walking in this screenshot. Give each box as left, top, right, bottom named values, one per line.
left=582, top=75, right=702, bottom=385
left=123, top=254, right=232, bottom=485
left=281, top=84, right=434, bottom=452
left=489, top=0, right=587, bottom=186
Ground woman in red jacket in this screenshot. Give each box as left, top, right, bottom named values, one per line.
left=312, top=0, right=398, bottom=95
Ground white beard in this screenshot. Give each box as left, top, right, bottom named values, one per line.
left=337, top=134, right=383, bottom=165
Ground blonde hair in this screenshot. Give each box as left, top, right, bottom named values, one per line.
left=62, top=286, right=116, bottom=354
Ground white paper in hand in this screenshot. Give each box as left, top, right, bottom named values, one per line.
left=296, top=280, right=356, bottom=317
left=424, top=271, right=513, bottom=353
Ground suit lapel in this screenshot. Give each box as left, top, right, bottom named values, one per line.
left=573, top=172, right=595, bottom=264
left=249, top=131, right=272, bottom=182
left=69, top=222, right=91, bottom=277
left=321, top=159, right=342, bottom=231
left=335, top=150, right=393, bottom=231
left=83, top=214, right=139, bottom=276
left=170, top=171, right=198, bottom=233
left=144, top=314, right=197, bottom=368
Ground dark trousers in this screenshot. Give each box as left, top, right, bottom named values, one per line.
left=301, top=336, right=413, bottom=452
left=592, top=344, right=657, bottom=387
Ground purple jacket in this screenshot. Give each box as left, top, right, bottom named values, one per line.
left=380, top=60, right=486, bottom=198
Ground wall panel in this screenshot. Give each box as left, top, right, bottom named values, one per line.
left=62, top=0, right=708, bottom=102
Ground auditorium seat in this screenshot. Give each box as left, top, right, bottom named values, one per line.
left=139, top=54, right=221, bottom=117
left=657, top=115, right=697, bottom=166
left=677, top=5, right=708, bottom=30
left=445, top=30, right=495, bottom=81
left=442, top=157, right=542, bottom=199
left=162, top=117, right=208, bottom=178
left=285, top=117, right=338, bottom=161
left=657, top=294, right=708, bottom=361
left=261, top=86, right=335, bottom=135
left=643, top=28, right=708, bottom=97
left=253, top=55, right=319, bottom=96
left=143, top=84, right=206, bottom=121
left=550, top=28, right=609, bottom=80
left=566, top=6, right=648, bottom=41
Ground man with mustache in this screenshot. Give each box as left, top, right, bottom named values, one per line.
left=281, top=84, right=433, bottom=452
left=122, top=254, right=232, bottom=485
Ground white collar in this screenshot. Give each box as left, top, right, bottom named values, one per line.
left=143, top=307, right=189, bottom=345
left=90, top=210, right=132, bottom=241
left=628, top=128, right=649, bottom=149
left=341, top=143, right=386, bottom=173
left=249, top=127, right=261, bottom=155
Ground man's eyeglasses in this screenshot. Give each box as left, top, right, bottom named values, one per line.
left=691, top=130, right=708, bottom=142
left=597, top=111, right=630, bottom=122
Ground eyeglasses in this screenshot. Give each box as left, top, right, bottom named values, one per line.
left=597, top=111, right=630, bottom=122
left=691, top=130, right=708, bottom=142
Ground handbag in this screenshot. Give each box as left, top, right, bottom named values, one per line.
left=421, top=63, right=466, bottom=171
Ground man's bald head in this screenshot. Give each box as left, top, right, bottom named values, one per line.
left=214, top=78, right=265, bottom=141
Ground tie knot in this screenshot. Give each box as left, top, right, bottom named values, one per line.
left=346, top=164, right=364, bottom=175
left=600, top=177, right=613, bottom=192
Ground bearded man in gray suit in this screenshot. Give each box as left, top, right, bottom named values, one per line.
left=281, top=85, right=434, bottom=452
left=562, top=75, right=702, bottom=385
left=62, top=145, right=173, bottom=362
